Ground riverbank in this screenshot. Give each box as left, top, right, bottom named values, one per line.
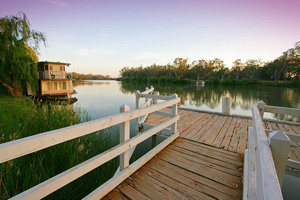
left=0, top=96, right=118, bottom=199
left=117, top=77, right=300, bottom=87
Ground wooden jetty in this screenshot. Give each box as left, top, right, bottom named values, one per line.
left=0, top=87, right=299, bottom=200
left=103, top=107, right=300, bottom=200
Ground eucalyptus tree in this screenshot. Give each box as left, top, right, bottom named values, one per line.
left=0, top=12, right=46, bottom=96
left=231, top=59, right=244, bottom=81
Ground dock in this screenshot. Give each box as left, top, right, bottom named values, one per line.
left=1, top=86, right=299, bottom=199
left=103, top=108, right=300, bottom=199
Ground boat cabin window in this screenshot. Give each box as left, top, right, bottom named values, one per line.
left=45, top=65, right=48, bottom=71
left=50, top=66, right=53, bottom=71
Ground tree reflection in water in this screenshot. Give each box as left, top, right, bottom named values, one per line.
left=120, top=81, right=300, bottom=122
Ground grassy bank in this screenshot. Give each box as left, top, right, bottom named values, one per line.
left=0, top=97, right=119, bottom=199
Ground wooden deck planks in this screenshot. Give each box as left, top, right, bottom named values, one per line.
left=145, top=108, right=300, bottom=159
left=103, top=109, right=300, bottom=200
left=103, top=138, right=243, bottom=200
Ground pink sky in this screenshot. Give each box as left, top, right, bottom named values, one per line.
left=1, top=0, right=299, bottom=77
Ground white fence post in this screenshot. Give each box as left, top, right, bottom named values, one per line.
left=153, top=91, right=159, bottom=105
left=171, top=93, right=178, bottom=133
left=268, top=130, right=291, bottom=187
left=135, top=90, right=140, bottom=133
left=257, top=100, right=266, bottom=118
left=222, top=96, right=232, bottom=116
left=152, top=91, right=160, bottom=147
left=120, top=104, right=130, bottom=171
left=145, top=87, right=149, bottom=102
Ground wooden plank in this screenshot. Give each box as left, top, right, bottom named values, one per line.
left=102, top=189, right=127, bottom=200
left=178, top=112, right=207, bottom=135
left=12, top=117, right=179, bottom=200
left=282, top=124, right=297, bottom=134
left=124, top=174, right=172, bottom=199
left=162, top=145, right=242, bottom=176
left=211, top=117, right=233, bottom=147
left=181, top=113, right=213, bottom=139
left=141, top=123, right=172, bottom=136
left=287, top=159, right=300, bottom=170
left=140, top=93, right=174, bottom=100
left=141, top=98, right=152, bottom=108
left=152, top=110, right=173, bottom=117
left=265, top=105, right=300, bottom=116
left=291, top=125, right=300, bottom=134
left=243, top=149, right=249, bottom=200
left=252, top=105, right=283, bottom=200
left=237, top=118, right=248, bottom=154
left=130, top=170, right=189, bottom=200
left=141, top=165, right=216, bottom=200
left=202, top=115, right=228, bottom=144
left=228, top=118, right=242, bottom=152
left=144, top=113, right=168, bottom=125
left=155, top=147, right=242, bottom=189
left=167, top=143, right=241, bottom=170
left=175, top=137, right=243, bottom=161
left=117, top=183, right=151, bottom=200
left=83, top=131, right=179, bottom=200
left=264, top=121, right=273, bottom=130
left=144, top=159, right=240, bottom=199
left=247, top=127, right=257, bottom=199
left=270, top=122, right=280, bottom=131
left=0, top=97, right=180, bottom=164
left=220, top=117, right=238, bottom=151
left=192, top=115, right=220, bottom=141
left=140, top=87, right=154, bottom=94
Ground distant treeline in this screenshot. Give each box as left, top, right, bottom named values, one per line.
left=71, top=72, right=112, bottom=80
left=119, top=42, right=300, bottom=86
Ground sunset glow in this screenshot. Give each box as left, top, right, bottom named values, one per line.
left=1, top=0, right=299, bottom=77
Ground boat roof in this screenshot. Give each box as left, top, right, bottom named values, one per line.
left=39, top=61, right=71, bottom=66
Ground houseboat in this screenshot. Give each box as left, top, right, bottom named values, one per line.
left=35, top=61, right=76, bottom=100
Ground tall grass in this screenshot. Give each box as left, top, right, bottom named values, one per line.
left=0, top=97, right=119, bottom=199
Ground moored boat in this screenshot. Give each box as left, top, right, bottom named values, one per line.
left=28, top=61, right=76, bottom=100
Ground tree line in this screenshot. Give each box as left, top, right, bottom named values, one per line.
left=71, top=72, right=111, bottom=80
left=119, top=42, right=300, bottom=85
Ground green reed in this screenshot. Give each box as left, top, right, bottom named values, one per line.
left=0, top=97, right=119, bottom=199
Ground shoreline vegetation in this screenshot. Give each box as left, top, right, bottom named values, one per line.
left=117, top=76, right=300, bottom=87
left=0, top=96, right=118, bottom=199
left=118, top=42, right=299, bottom=88
left=71, top=72, right=112, bottom=80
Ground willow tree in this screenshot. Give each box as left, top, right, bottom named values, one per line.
left=0, top=12, right=46, bottom=96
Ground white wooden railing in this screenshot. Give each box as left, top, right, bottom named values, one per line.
left=257, top=100, right=300, bottom=172
left=0, top=87, right=180, bottom=200
left=243, top=102, right=300, bottom=200
left=257, top=100, right=300, bottom=120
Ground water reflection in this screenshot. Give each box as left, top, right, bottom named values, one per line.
left=73, top=80, right=111, bottom=87
left=120, top=82, right=300, bottom=121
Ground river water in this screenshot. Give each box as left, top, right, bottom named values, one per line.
left=72, top=80, right=299, bottom=200
left=73, top=80, right=299, bottom=121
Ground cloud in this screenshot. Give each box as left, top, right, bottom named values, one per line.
left=47, top=0, right=67, bottom=7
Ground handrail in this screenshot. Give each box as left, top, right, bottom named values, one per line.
left=2, top=86, right=180, bottom=199
left=243, top=105, right=284, bottom=200
left=11, top=116, right=179, bottom=200
left=257, top=100, right=300, bottom=118
left=0, top=97, right=179, bottom=163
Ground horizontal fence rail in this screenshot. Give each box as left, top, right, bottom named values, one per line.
left=257, top=100, right=300, bottom=118
left=0, top=97, right=179, bottom=163
left=0, top=86, right=180, bottom=199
